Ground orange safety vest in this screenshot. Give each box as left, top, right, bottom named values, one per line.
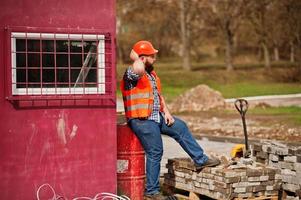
left=121, top=71, right=163, bottom=118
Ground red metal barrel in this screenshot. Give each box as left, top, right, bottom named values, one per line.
left=117, top=121, right=145, bottom=200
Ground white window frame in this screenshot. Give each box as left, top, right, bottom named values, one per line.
left=11, top=32, right=106, bottom=95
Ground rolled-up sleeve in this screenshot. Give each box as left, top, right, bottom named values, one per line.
left=123, top=67, right=141, bottom=90
left=124, top=67, right=141, bottom=81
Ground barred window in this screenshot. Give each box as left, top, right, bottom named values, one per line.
left=11, top=32, right=106, bottom=95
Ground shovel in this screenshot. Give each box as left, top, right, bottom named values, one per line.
left=234, top=99, right=251, bottom=158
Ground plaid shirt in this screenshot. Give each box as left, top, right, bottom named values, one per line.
left=124, top=67, right=161, bottom=123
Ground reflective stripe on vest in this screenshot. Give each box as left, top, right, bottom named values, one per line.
left=123, top=92, right=150, bottom=101
left=124, top=103, right=149, bottom=112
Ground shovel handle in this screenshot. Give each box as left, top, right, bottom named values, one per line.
left=235, top=99, right=248, bottom=116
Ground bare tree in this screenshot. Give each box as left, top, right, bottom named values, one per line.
left=206, top=0, right=248, bottom=71
left=247, top=0, right=273, bottom=70
left=179, top=0, right=208, bottom=70
left=180, top=0, right=191, bottom=70
left=281, top=0, right=301, bottom=63
left=116, top=0, right=142, bottom=63
left=117, top=0, right=180, bottom=63
left=117, top=0, right=301, bottom=72
left=268, top=1, right=284, bottom=62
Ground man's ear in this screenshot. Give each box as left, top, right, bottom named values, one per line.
left=140, top=56, right=146, bottom=63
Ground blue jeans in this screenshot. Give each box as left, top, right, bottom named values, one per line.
left=128, top=114, right=208, bottom=195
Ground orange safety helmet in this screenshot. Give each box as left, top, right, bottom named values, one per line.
left=132, top=40, right=158, bottom=56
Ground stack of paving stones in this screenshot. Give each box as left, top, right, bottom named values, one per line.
left=252, top=141, right=301, bottom=199
left=163, top=158, right=281, bottom=199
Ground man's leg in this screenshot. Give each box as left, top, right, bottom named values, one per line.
left=129, top=119, right=163, bottom=195
left=161, top=116, right=209, bottom=166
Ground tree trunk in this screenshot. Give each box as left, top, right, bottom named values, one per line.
left=118, top=45, right=125, bottom=64
left=261, top=42, right=271, bottom=69
left=257, top=47, right=263, bottom=61
left=225, top=30, right=234, bottom=71
left=290, top=41, right=295, bottom=63
left=116, top=17, right=125, bottom=64
left=273, top=46, right=279, bottom=61
left=180, top=0, right=191, bottom=71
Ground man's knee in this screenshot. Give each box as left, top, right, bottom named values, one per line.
left=173, top=117, right=190, bottom=135
left=174, top=117, right=188, bottom=128
left=147, top=147, right=163, bottom=162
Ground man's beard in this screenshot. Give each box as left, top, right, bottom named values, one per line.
left=145, top=62, right=154, bottom=73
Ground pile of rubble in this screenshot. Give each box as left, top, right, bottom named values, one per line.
left=253, top=141, right=301, bottom=199
left=163, top=158, right=281, bottom=199
left=168, top=84, right=225, bottom=112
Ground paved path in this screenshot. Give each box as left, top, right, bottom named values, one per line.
left=225, top=93, right=301, bottom=107
left=117, top=93, right=301, bottom=112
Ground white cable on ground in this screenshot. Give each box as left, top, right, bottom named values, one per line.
left=36, top=183, right=130, bottom=200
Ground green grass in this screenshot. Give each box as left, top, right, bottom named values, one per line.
left=248, top=106, right=301, bottom=125
left=223, top=105, right=301, bottom=126
left=190, top=61, right=299, bottom=70
left=249, top=106, right=301, bottom=115
left=117, top=61, right=301, bottom=102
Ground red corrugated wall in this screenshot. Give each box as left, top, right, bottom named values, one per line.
left=0, top=0, right=116, bottom=199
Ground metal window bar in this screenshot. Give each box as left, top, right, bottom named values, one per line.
left=54, top=33, right=57, bottom=94
left=96, top=35, right=99, bottom=94
left=105, top=34, right=112, bottom=94
left=39, top=33, right=43, bottom=95
left=82, top=35, right=85, bottom=94
left=25, top=32, right=29, bottom=94
left=68, top=34, right=71, bottom=94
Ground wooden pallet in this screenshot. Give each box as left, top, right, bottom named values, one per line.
left=174, top=192, right=278, bottom=200
left=174, top=192, right=201, bottom=200
left=163, top=184, right=279, bottom=200
left=233, top=196, right=278, bottom=200
left=279, top=188, right=301, bottom=200
left=163, top=184, right=202, bottom=200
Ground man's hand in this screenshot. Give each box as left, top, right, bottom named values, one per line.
left=160, top=95, right=175, bottom=126
left=131, top=59, right=145, bottom=76
left=130, top=49, right=139, bottom=61
left=164, top=111, right=175, bottom=126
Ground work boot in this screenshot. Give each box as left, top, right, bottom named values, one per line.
left=195, top=157, right=221, bottom=171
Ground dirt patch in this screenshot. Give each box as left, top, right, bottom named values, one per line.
left=168, top=84, right=278, bottom=113
left=169, top=84, right=226, bottom=112
left=178, top=112, right=301, bottom=143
